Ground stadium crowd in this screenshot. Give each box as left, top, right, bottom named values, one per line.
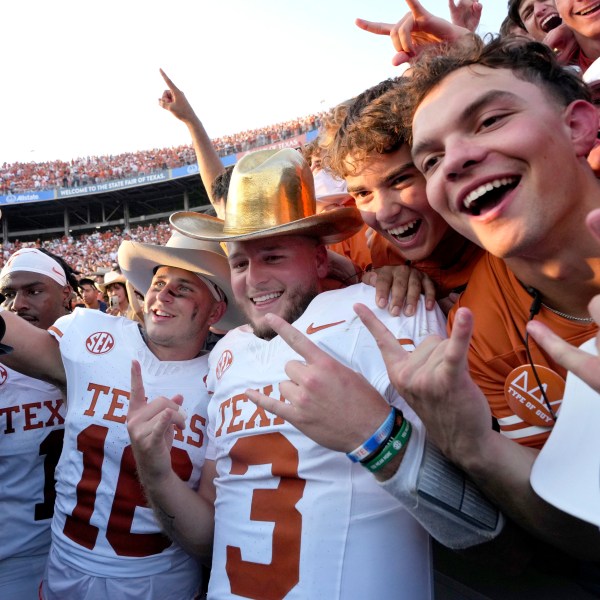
left=0, top=114, right=323, bottom=195
left=0, top=221, right=171, bottom=274
left=2, top=1, right=600, bottom=599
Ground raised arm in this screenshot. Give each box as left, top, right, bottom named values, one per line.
left=0, top=308, right=65, bottom=390
left=355, top=303, right=600, bottom=561
left=127, top=360, right=215, bottom=558
left=355, top=0, right=470, bottom=66
left=159, top=69, right=226, bottom=218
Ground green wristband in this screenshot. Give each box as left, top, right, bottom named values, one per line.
left=363, top=417, right=412, bottom=473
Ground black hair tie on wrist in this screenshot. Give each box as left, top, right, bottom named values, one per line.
left=0, top=314, right=14, bottom=355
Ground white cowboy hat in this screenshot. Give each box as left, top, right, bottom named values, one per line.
left=118, top=231, right=243, bottom=330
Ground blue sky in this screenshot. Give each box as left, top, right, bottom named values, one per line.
left=1, top=1, right=507, bottom=163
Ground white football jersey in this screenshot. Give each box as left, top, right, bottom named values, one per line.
left=0, top=366, right=64, bottom=561
left=206, top=284, right=447, bottom=599
left=47, top=309, right=208, bottom=581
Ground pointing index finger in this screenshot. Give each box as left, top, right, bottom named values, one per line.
left=129, top=360, right=147, bottom=413
left=159, top=68, right=179, bottom=93
left=265, top=313, right=327, bottom=365
left=355, top=18, right=394, bottom=35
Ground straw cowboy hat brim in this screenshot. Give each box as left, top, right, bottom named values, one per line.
left=117, top=234, right=244, bottom=330
left=170, top=208, right=364, bottom=244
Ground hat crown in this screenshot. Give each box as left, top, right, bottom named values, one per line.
left=223, top=149, right=317, bottom=235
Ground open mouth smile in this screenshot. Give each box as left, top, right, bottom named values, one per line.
left=387, top=218, right=423, bottom=242
left=251, top=291, right=283, bottom=306
left=461, top=177, right=519, bottom=216
left=540, top=13, right=562, bottom=32
left=575, top=1, right=600, bottom=17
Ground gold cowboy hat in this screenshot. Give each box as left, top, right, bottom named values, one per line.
left=117, top=231, right=243, bottom=330
left=169, top=148, right=364, bottom=243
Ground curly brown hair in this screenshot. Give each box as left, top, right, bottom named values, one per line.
left=320, top=78, right=411, bottom=179
left=401, top=35, right=591, bottom=141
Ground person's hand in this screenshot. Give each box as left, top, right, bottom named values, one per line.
left=158, top=68, right=197, bottom=124
left=448, top=0, right=482, bottom=32
left=127, top=360, right=186, bottom=482
left=362, top=265, right=437, bottom=316
left=354, top=303, right=493, bottom=465
left=543, top=24, right=579, bottom=66
left=356, top=0, right=470, bottom=66
left=525, top=208, right=600, bottom=393
left=245, top=313, right=390, bottom=453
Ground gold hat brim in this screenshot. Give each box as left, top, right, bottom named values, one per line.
left=170, top=207, right=364, bottom=245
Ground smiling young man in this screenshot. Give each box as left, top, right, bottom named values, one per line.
left=554, top=0, right=600, bottom=70
left=509, top=0, right=563, bottom=40
left=322, top=77, right=483, bottom=311
left=0, top=233, right=241, bottom=599
left=371, top=34, right=600, bottom=567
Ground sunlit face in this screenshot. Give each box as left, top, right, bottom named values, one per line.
left=80, top=283, right=99, bottom=306
left=345, top=146, right=449, bottom=261
left=227, top=235, right=328, bottom=340
left=519, top=0, right=562, bottom=40
left=412, top=66, right=589, bottom=259
left=556, top=0, right=600, bottom=42
left=106, top=282, right=127, bottom=309
left=143, top=266, right=223, bottom=359
left=0, top=271, right=69, bottom=330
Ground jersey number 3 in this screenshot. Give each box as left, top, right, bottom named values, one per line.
left=226, top=432, right=306, bottom=600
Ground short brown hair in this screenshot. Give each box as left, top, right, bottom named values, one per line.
left=402, top=35, right=591, bottom=139
left=321, top=78, right=410, bottom=179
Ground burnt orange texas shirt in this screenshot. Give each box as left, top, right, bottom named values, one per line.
left=449, top=253, right=597, bottom=449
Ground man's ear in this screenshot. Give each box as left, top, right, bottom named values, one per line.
left=315, top=244, right=329, bottom=279
left=565, top=100, right=599, bottom=157
left=62, top=285, right=73, bottom=309
left=207, top=300, right=227, bottom=326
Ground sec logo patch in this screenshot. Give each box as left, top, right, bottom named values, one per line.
left=216, top=350, right=233, bottom=380
left=504, top=364, right=564, bottom=427
left=85, top=332, right=115, bottom=355
left=0, top=364, right=7, bottom=385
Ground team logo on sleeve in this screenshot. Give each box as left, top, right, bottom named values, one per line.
left=504, top=365, right=564, bottom=427
left=0, top=365, right=7, bottom=385
left=216, top=350, right=233, bottom=380
left=85, top=332, right=115, bottom=355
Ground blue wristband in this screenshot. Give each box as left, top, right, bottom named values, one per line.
left=346, top=406, right=395, bottom=463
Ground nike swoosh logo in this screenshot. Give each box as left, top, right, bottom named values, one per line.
left=306, top=320, right=346, bottom=335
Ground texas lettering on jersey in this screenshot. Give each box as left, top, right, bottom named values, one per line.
left=83, top=381, right=206, bottom=447
left=0, top=398, right=64, bottom=434
left=214, top=384, right=286, bottom=438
